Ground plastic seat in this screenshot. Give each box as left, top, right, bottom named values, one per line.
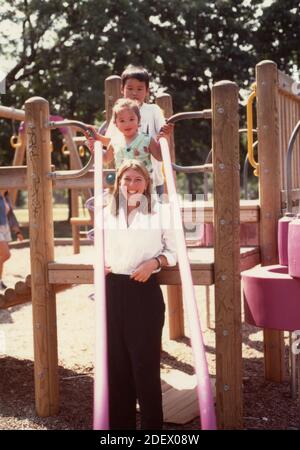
left=242, top=265, right=300, bottom=331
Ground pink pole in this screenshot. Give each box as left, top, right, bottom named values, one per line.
left=93, top=141, right=109, bottom=429
left=160, top=137, right=217, bottom=430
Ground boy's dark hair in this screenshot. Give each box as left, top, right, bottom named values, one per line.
left=121, top=65, right=150, bottom=89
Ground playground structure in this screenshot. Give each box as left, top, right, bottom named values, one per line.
left=0, top=104, right=92, bottom=238
left=242, top=62, right=300, bottom=399
left=0, top=60, right=300, bottom=429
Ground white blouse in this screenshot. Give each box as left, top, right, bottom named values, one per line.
left=102, top=202, right=177, bottom=275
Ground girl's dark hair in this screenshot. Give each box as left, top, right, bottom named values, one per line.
left=121, top=65, right=150, bottom=89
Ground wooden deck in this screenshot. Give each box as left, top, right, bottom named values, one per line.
left=181, top=199, right=260, bottom=223
left=161, top=369, right=216, bottom=425
left=48, top=246, right=260, bottom=286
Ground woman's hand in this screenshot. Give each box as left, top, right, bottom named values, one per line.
left=105, top=266, right=112, bottom=276
left=130, top=259, right=158, bottom=283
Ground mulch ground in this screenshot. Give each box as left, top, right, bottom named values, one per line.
left=1, top=245, right=299, bottom=430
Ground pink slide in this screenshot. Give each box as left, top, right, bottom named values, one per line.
left=159, top=137, right=216, bottom=430
left=93, top=141, right=109, bottom=429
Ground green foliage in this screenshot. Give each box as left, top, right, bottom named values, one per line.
left=0, top=0, right=299, bottom=194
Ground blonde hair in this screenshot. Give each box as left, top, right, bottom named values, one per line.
left=110, top=159, right=154, bottom=216
left=112, top=98, right=141, bottom=124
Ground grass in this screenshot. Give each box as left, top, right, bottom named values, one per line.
left=13, top=203, right=91, bottom=238
left=14, top=204, right=90, bottom=223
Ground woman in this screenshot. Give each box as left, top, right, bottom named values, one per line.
left=98, top=159, right=177, bottom=429
left=0, top=191, right=23, bottom=290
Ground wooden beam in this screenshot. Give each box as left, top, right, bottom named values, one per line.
left=182, top=202, right=260, bottom=224
left=25, top=97, right=59, bottom=417
left=0, top=167, right=115, bottom=190
left=256, top=60, right=285, bottom=382
left=212, top=80, right=242, bottom=429
left=48, top=248, right=259, bottom=287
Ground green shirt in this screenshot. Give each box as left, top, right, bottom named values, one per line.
left=112, top=132, right=153, bottom=175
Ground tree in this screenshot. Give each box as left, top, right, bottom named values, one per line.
left=254, top=0, right=300, bottom=73
left=1, top=0, right=299, bottom=194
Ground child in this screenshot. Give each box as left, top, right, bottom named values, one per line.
left=93, top=98, right=164, bottom=186
left=104, top=65, right=173, bottom=195
left=0, top=191, right=24, bottom=290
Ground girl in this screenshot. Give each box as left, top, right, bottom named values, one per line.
left=91, top=98, right=164, bottom=183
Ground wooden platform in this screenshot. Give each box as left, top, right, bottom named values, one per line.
left=161, top=369, right=215, bottom=425
left=181, top=199, right=260, bottom=223
left=48, top=246, right=260, bottom=286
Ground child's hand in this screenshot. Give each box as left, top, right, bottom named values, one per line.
left=86, top=136, right=95, bottom=153
left=85, top=131, right=110, bottom=153
left=130, top=259, right=158, bottom=282
left=159, top=123, right=174, bottom=136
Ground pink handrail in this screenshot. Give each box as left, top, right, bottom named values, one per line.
left=93, top=141, right=109, bottom=429
left=159, top=137, right=217, bottom=430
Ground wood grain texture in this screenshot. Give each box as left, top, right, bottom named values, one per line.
left=256, top=61, right=285, bottom=382
left=212, top=81, right=242, bottom=429
left=25, top=97, right=59, bottom=417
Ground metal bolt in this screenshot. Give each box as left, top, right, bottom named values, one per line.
left=219, top=163, right=225, bottom=170
left=220, top=219, right=226, bottom=225
left=223, top=330, right=229, bottom=336
left=224, top=384, right=230, bottom=391
left=221, top=274, right=227, bottom=281
left=217, top=107, right=224, bottom=114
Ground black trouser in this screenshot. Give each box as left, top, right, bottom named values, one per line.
left=106, top=273, right=165, bottom=430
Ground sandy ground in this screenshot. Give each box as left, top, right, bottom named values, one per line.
left=0, top=245, right=299, bottom=430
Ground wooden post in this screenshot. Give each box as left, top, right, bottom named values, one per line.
left=25, top=97, right=59, bottom=416
left=105, top=75, right=122, bottom=123
left=212, top=81, right=242, bottom=429
left=155, top=94, right=176, bottom=163
left=156, top=94, right=184, bottom=339
left=256, top=61, right=285, bottom=382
